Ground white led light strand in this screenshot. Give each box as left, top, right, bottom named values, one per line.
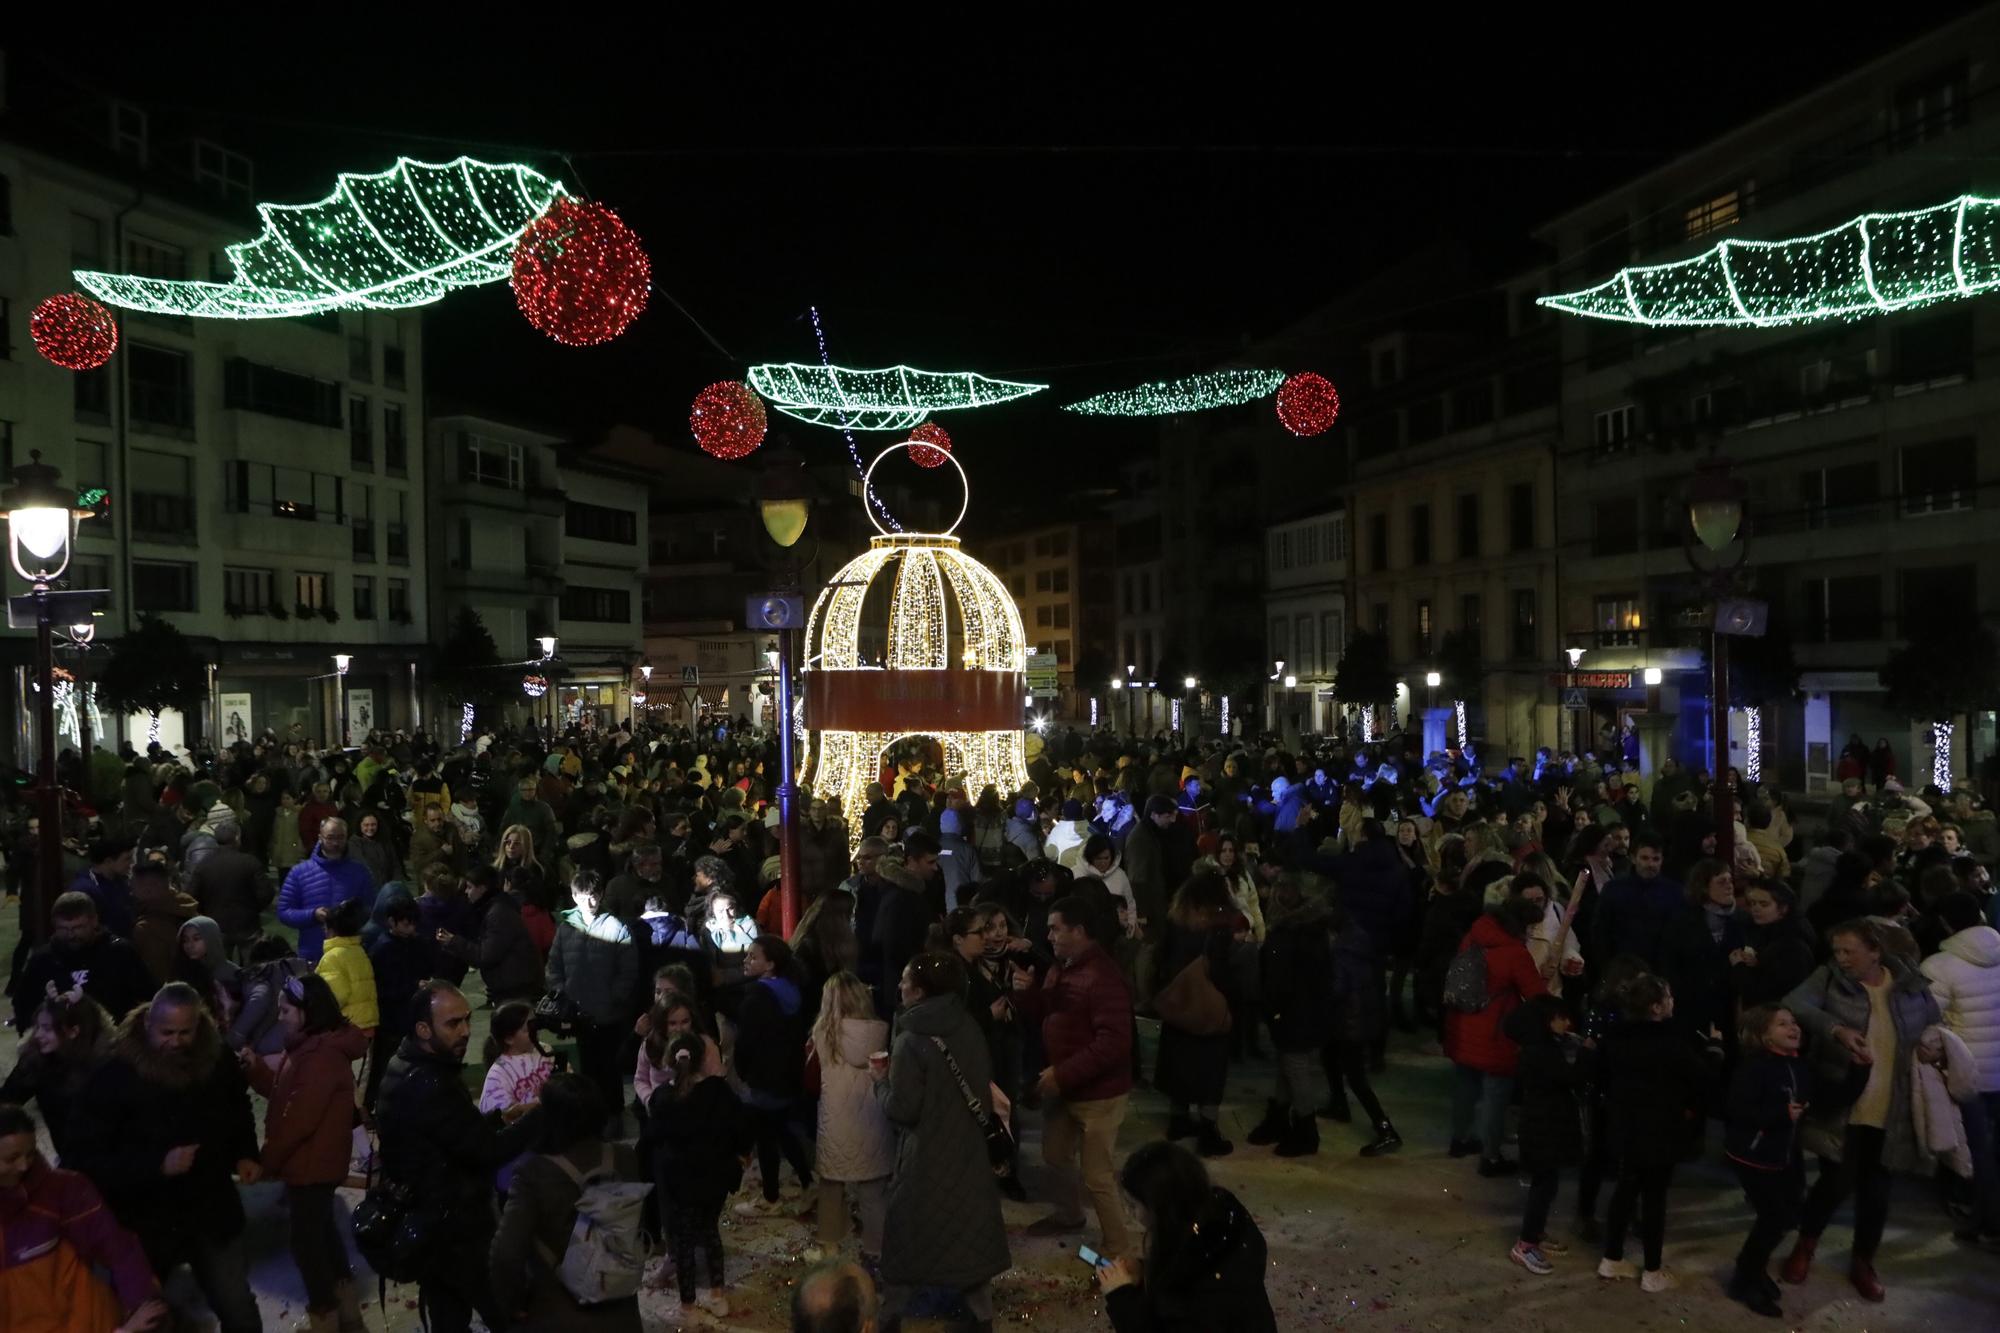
left=748, top=363, right=1048, bottom=431
left=1743, top=707, right=1763, bottom=785
left=1540, top=195, right=2000, bottom=327
left=76, top=156, right=566, bottom=318
left=1934, top=719, right=1954, bottom=791
left=1062, top=368, right=1286, bottom=416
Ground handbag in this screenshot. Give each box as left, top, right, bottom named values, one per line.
left=1152, top=955, right=1231, bottom=1036
left=534, top=988, right=584, bottom=1035
left=350, top=1164, right=437, bottom=1283
left=928, top=1036, right=1016, bottom=1177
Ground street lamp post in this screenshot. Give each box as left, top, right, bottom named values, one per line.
left=537, top=636, right=558, bottom=735
left=332, top=654, right=352, bottom=747
left=1686, top=456, right=1749, bottom=871
left=3, top=453, right=98, bottom=946
left=757, top=449, right=812, bottom=937
left=1182, top=675, right=1197, bottom=743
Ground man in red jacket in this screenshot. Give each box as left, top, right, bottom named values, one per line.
left=1010, top=895, right=1135, bottom=1259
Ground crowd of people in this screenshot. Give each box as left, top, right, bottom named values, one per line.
left=2, top=715, right=1995, bottom=1330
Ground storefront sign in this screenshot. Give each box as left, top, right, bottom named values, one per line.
left=346, top=689, right=375, bottom=746
left=1545, top=671, right=1634, bottom=690
left=220, top=692, right=254, bottom=744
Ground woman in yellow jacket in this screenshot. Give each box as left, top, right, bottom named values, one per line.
left=313, top=898, right=378, bottom=1032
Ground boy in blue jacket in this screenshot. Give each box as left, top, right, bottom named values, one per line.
left=1723, top=1004, right=1810, bottom=1319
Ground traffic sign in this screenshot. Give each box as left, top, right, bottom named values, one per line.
left=1025, top=651, right=1059, bottom=700
left=682, top=665, right=700, bottom=685
left=1563, top=688, right=1587, bottom=709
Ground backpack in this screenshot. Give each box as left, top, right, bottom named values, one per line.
left=535, top=1147, right=653, bottom=1305
left=1442, top=939, right=1491, bottom=1013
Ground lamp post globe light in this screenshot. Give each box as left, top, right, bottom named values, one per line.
left=1684, top=455, right=1750, bottom=869
left=3, top=452, right=100, bottom=946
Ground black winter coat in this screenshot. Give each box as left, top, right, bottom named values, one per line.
left=376, top=1038, right=544, bottom=1225
left=63, top=1019, right=259, bottom=1267
left=646, top=1076, right=751, bottom=1208
left=1105, top=1186, right=1277, bottom=1333
left=1724, top=1050, right=1811, bottom=1172
left=1597, top=1018, right=1719, bottom=1169
left=1731, top=917, right=1817, bottom=1010
left=1259, top=903, right=1335, bottom=1053
left=1329, top=924, right=1385, bottom=1044
left=1659, top=902, right=1740, bottom=1043
left=734, top=975, right=806, bottom=1098
left=443, top=890, right=543, bottom=1002
left=11, top=933, right=155, bottom=1029
left=1324, top=840, right=1410, bottom=960
left=1501, top=1011, right=1586, bottom=1171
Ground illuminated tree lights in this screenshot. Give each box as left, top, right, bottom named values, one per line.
left=907, top=421, right=952, bottom=469
left=1933, top=719, right=1955, bottom=791
left=77, top=156, right=567, bottom=318
left=1540, top=195, right=2000, bottom=327
left=510, top=197, right=651, bottom=346
left=1276, top=371, right=1341, bottom=436
left=1742, top=706, right=1763, bottom=785
left=747, top=363, right=1047, bottom=431
left=1062, top=368, right=1286, bottom=417
left=30, top=293, right=119, bottom=370
left=690, top=381, right=768, bottom=460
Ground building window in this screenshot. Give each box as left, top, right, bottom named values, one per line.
left=1270, top=618, right=1290, bottom=668
left=1053, top=605, right=1070, bottom=629
left=1508, top=481, right=1534, bottom=551
left=74, top=441, right=110, bottom=497
left=1900, top=440, right=1974, bottom=517
left=349, top=397, right=372, bottom=467
left=1036, top=606, right=1053, bottom=628
left=1801, top=461, right=1876, bottom=527
left=1594, top=595, right=1643, bottom=647
left=1683, top=187, right=1742, bottom=239
left=383, top=405, right=407, bottom=472
left=1054, top=639, right=1072, bottom=666
left=1035, top=570, right=1052, bottom=592
left=74, top=366, right=112, bottom=421
left=1122, top=574, right=1134, bottom=615
left=1368, top=514, right=1388, bottom=572
left=1892, top=310, right=1973, bottom=384
left=1802, top=574, right=1883, bottom=643
left=1140, top=573, right=1153, bottom=613
left=1049, top=531, right=1070, bottom=558
left=1455, top=493, right=1480, bottom=560
left=1591, top=497, right=1640, bottom=555
left=295, top=571, right=329, bottom=610
left=351, top=483, right=374, bottom=561
left=125, top=235, right=186, bottom=281
left=458, top=434, right=521, bottom=488
left=132, top=560, right=194, bottom=611
left=69, top=555, right=113, bottom=604
left=1893, top=61, right=1969, bottom=149
left=1414, top=600, right=1433, bottom=659
left=0, top=419, right=13, bottom=474
left=561, top=584, right=632, bottom=623
left=223, top=567, right=273, bottom=614
left=1898, top=564, right=1975, bottom=637
left=383, top=345, right=406, bottom=390
left=386, top=491, right=409, bottom=561
left=349, top=336, right=372, bottom=382
left=1593, top=404, right=1637, bottom=452
left=353, top=575, right=376, bottom=620
left=565, top=500, right=637, bottom=545
left=110, top=102, right=148, bottom=163
left=130, top=450, right=194, bottom=538
left=1372, top=603, right=1389, bottom=637
left=223, top=358, right=341, bottom=426
left=129, top=344, right=194, bottom=429
left=1051, top=568, right=1070, bottom=594
left=1510, top=588, right=1536, bottom=659
left=192, top=140, right=253, bottom=205
left=387, top=578, right=410, bottom=621
left=1320, top=612, right=1343, bottom=663
left=1008, top=574, right=1025, bottom=597
left=1460, top=594, right=1483, bottom=644
left=1409, top=503, right=1431, bottom=566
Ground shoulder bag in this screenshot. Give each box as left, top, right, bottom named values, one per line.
left=928, top=1035, right=1015, bottom=1177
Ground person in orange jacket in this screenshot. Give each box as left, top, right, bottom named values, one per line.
left=243, top=972, right=371, bottom=1333
left=0, top=1102, right=165, bottom=1333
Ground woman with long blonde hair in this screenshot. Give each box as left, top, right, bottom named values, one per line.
left=806, top=971, right=894, bottom=1264
left=493, top=822, right=549, bottom=909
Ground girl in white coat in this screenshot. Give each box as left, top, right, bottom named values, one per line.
left=807, top=971, right=896, bottom=1264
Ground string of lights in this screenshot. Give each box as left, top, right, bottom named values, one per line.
left=747, top=363, right=1047, bottom=431
left=810, top=305, right=899, bottom=531
left=76, top=156, right=567, bottom=318
left=1061, top=368, right=1285, bottom=416
left=1540, top=194, right=2000, bottom=328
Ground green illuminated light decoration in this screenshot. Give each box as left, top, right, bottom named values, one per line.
left=1540, top=195, right=2000, bottom=327
left=75, top=156, right=567, bottom=319
left=747, top=363, right=1048, bottom=431
left=1062, top=368, right=1286, bottom=416
left=76, top=487, right=109, bottom=508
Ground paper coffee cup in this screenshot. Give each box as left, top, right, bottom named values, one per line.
left=868, top=1050, right=890, bottom=1071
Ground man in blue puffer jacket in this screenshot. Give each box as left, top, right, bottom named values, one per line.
left=276, top=817, right=375, bottom=962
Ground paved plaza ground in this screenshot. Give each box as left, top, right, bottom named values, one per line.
left=7, top=902, right=1997, bottom=1330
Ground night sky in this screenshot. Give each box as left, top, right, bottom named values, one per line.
left=16, top=13, right=1983, bottom=513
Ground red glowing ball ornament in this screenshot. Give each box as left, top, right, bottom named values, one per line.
left=690, top=381, right=768, bottom=460
left=510, top=198, right=652, bottom=346
left=907, top=421, right=952, bottom=468
left=1275, top=371, right=1340, bottom=437
left=30, top=293, right=120, bottom=371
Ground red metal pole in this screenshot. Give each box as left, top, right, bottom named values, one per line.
left=33, top=607, right=61, bottom=946
left=1713, top=630, right=1734, bottom=869
left=777, top=626, right=802, bottom=937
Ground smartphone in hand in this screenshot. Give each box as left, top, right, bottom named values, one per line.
left=1077, top=1245, right=1111, bottom=1269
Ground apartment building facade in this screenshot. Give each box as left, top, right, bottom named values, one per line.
left=1263, top=505, right=1347, bottom=738
left=0, top=125, right=428, bottom=756
left=977, top=517, right=1117, bottom=721
left=1540, top=11, right=2000, bottom=789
